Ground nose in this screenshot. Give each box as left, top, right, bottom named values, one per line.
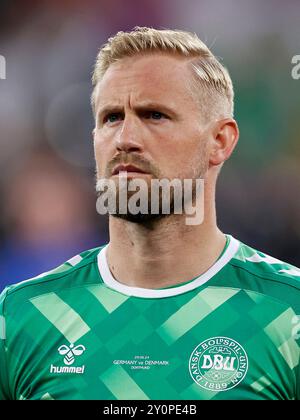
left=115, top=115, right=144, bottom=154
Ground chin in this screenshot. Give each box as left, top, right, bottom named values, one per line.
left=111, top=211, right=170, bottom=225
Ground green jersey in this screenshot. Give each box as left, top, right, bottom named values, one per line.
left=0, top=235, right=299, bottom=400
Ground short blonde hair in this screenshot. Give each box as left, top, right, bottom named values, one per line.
left=91, top=27, right=234, bottom=121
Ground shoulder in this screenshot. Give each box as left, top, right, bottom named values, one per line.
left=228, top=237, right=300, bottom=310
left=230, top=238, right=300, bottom=288
left=0, top=245, right=106, bottom=311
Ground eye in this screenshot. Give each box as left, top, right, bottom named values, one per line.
left=145, top=111, right=167, bottom=120
left=151, top=111, right=163, bottom=120
left=103, top=113, right=123, bottom=124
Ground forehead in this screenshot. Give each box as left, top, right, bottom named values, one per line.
left=94, top=53, right=195, bottom=110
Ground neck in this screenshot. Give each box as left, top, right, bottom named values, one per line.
left=106, top=183, right=226, bottom=289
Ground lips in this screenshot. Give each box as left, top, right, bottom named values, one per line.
left=112, top=164, right=147, bottom=175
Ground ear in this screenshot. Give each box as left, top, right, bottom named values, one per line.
left=209, top=118, right=239, bottom=166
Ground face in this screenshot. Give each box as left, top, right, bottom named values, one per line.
left=93, top=53, right=211, bottom=223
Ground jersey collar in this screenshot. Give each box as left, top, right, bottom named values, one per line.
left=97, top=235, right=240, bottom=298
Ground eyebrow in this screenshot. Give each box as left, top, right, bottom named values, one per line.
left=96, top=102, right=179, bottom=123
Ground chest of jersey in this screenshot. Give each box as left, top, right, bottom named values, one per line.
left=9, top=285, right=298, bottom=400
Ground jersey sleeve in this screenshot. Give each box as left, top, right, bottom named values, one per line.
left=0, top=288, right=11, bottom=400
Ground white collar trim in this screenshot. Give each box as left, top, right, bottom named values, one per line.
left=97, top=235, right=240, bottom=298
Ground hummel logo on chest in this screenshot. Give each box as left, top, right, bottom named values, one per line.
left=50, top=343, right=86, bottom=375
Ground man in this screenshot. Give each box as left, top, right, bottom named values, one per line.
left=0, top=27, right=299, bottom=400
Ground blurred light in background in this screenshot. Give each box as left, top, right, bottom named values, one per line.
left=45, top=83, right=94, bottom=168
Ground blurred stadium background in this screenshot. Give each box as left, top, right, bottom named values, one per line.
left=0, top=0, right=300, bottom=291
